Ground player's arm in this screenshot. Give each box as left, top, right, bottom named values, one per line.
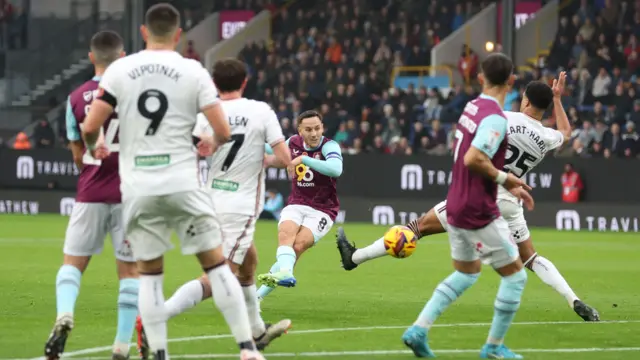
left=263, top=108, right=291, bottom=168
left=82, top=92, right=114, bottom=151
left=264, top=139, right=291, bottom=168
left=300, top=140, right=343, bottom=178
left=465, top=114, right=530, bottom=190
left=552, top=71, right=571, bottom=144
left=198, top=67, right=230, bottom=147
left=65, top=97, right=85, bottom=170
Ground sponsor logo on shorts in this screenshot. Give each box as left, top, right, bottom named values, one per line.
left=59, top=197, right=75, bottom=216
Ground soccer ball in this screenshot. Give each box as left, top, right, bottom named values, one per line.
left=383, top=225, right=417, bottom=258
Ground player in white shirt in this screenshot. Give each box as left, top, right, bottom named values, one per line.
left=81, top=5, right=266, bottom=360
left=135, top=59, right=293, bottom=357
left=337, top=73, right=600, bottom=322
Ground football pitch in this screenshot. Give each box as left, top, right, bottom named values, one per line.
left=1, top=214, right=639, bottom=360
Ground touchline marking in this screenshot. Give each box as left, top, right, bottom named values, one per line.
left=15, top=347, right=640, bottom=360
left=16, top=320, right=640, bottom=359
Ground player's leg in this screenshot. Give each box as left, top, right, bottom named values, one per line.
left=403, top=225, right=481, bottom=358
left=173, top=190, right=262, bottom=358
left=45, top=202, right=107, bottom=359
left=124, top=195, right=172, bottom=359
left=257, top=205, right=303, bottom=295
left=337, top=201, right=448, bottom=270
left=109, top=203, right=140, bottom=359
left=499, top=200, right=600, bottom=321
left=237, top=244, right=292, bottom=350
left=475, top=218, right=527, bottom=359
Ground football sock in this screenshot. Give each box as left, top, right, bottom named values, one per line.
left=529, top=255, right=579, bottom=307
left=487, top=269, right=527, bottom=345
left=276, top=245, right=296, bottom=273
left=114, top=278, right=139, bottom=350
left=165, top=279, right=204, bottom=319
left=352, top=237, right=387, bottom=265
left=206, top=263, right=255, bottom=349
left=257, top=263, right=279, bottom=300
left=55, top=264, right=82, bottom=317
left=138, top=273, right=168, bottom=353
left=242, top=284, right=267, bottom=338
left=414, top=271, right=479, bottom=329
left=406, top=219, right=423, bottom=239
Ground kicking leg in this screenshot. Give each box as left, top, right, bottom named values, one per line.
left=338, top=202, right=448, bottom=270
left=519, top=239, right=600, bottom=321
left=257, top=219, right=300, bottom=290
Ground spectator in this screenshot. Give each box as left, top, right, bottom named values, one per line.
left=591, top=68, right=612, bottom=104
left=451, top=4, right=465, bottom=31
left=261, top=190, right=284, bottom=220
left=577, top=120, right=597, bottom=147
left=34, top=120, right=55, bottom=148
left=578, top=17, right=596, bottom=42
left=183, top=40, right=201, bottom=62
left=334, top=122, right=349, bottom=146
left=371, top=135, right=389, bottom=154
left=603, top=122, right=623, bottom=157
left=457, top=45, right=478, bottom=84
left=621, top=121, right=640, bottom=157
left=13, top=132, right=30, bottom=150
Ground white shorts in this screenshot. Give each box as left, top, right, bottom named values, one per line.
left=279, top=204, right=334, bottom=242
left=448, top=217, right=519, bottom=269
left=64, top=202, right=133, bottom=262
left=433, top=200, right=530, bottom=243
left=219, top=213, right=256, bottom=265
left=122, top=189, right=222, bottom=261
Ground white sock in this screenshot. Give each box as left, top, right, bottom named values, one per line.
left=352, top=237, right=387, bottom=265
left=165, top=279, right=204, bottom=319
left=242, top=284, right=266, bottom=338
left=530, top=255, right=579, bottom=307
left=207, top=264, right=254, bottom=347
left=138, top=274, right=168, bottom=353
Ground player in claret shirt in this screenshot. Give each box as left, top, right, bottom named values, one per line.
left=43, top=30, right=139, bottom=360
left=256, top=110, right=343, bottom=300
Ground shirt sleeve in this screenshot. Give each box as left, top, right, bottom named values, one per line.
left=265, top=138, right=290, bottom=155
left=470, top=114, right=508, bottom=158
left=65, top=97, right=81, bottom=141
left=301, top=140, right=343, bottom=178
left=192, top=113, right=213, bottom=137
left=98, top=61, right=119, bottom=97
left=264, top=108, right=285, bottom=146
left=197, top=66, right=219, bottom=110
left=545, top=127, right=565, bottom=151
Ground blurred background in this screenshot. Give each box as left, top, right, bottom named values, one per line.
left=0, top=0, right=638, bottom=230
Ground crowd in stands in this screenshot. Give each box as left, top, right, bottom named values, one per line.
left=5, top=0, right=639, bottom=160
left=0, top=0, right=27, bottom=50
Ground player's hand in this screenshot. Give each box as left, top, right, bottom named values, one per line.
left=197, top=136, right=215, bottom=157
left=291, top=155, right=304, bottom=167
left=90, top=144, right=110, bottom=160
left=509, top=187, right=535, bottom=211
left=552, top=71, right=566, bottom=98
left=503, top=172, right=532, bottom=191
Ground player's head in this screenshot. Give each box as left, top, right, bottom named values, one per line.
left=478, top=53, right=515, bottom=89
left=141, top=3, right=182, bottom=47
left=297, top=110, right=324, bottom=148
left=212, top=58, right=248, bottom=94
left=89, top=30, right=124, bottom=67
left=520, top=81, right=554, bottom=118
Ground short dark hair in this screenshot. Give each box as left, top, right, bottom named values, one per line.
left=524, top=81, right=554, bottom=110
left=90, top=30, right=123, bottom=65
left=212, top=58, right=247, bottom=93
left=145, top=3, right=180, bottom=38
left=297, top=110, right=323, bottom=124
left=480, top=53, right=513, bottom=86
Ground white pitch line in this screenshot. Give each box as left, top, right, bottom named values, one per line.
left=17, top=347, right=640, bottom=359
left=15, top=320, right=640, bottom=360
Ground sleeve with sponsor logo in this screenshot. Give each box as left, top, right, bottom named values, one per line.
left=471, top=114, right=507, bottom=158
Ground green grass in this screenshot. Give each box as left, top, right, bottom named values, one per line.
left=0, top=214, right=639, bottom=359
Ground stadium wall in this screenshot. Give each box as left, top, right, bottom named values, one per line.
left=514, top=0, right=559, bottom=67
left=0, top=189, right=637, bottom=234
left=1, top=149, right=639, bottom=205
